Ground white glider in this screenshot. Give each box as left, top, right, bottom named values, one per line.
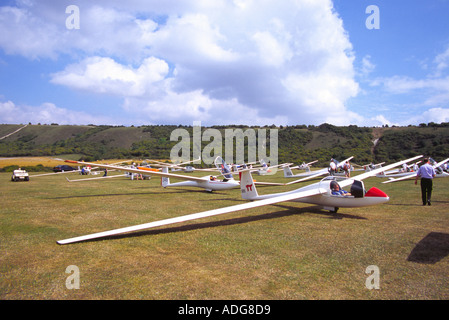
left=57, top=155, right=422, bottom=245
left=146, top=157, right=216, bottom=173
left=63, top=156, right=281, bottom=192
left=293, top=160, right=319, bottom=170
left=63, top=159, right=236, bottom=192
left=66, top=174, right=127, bottom=182
left=283, top=156, right=354, bottom=183
left=382, top=157, right=449, bottom=184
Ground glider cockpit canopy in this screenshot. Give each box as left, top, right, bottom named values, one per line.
left=321, top=176, right=365, bottom=198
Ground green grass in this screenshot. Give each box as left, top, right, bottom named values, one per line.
left=1, top=168, right=448, bottom=300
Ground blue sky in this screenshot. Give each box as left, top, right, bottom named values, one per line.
left=335, top=0, right=449, bottom=125
left=1, top=0, right=449, bottom=127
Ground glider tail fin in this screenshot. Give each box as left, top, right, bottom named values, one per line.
left=283, top=166, right=293, bottom=177
left=239, top=170, right=259, bottom=200
left=214, top=156, right=233, bottom=180
left=161, top=167, right=170, bottom=187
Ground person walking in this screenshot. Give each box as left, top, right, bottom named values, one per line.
left=415, top=158, right=436, bottom=206
left=329, top=159, right=337, bottom=176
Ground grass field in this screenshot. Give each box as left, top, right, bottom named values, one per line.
left=1, top=162, right=448, bottom=300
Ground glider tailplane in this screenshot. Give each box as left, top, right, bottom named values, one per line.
left=161, top=167, right=170, bottom=187
left=240, top=170, right=259, bottom=200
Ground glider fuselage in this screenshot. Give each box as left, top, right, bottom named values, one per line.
left=241, top=177, right=389, bottom=210
left=162, top=177, right=240, bottom=192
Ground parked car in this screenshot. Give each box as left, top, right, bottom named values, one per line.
left=53, top=165, right=77, bottom=172
left=11, top=169, right=29, bottom=181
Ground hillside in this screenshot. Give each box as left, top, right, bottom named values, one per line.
left=1, top=123, right=449, bottom=166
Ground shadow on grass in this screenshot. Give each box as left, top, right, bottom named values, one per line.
left=384, top=203, right=426, bottom=207
left=407, top=232, right=449, bottom=264
left=385, top=199, right=449, bottom=206
left=76, top=204, right=367, bottom=244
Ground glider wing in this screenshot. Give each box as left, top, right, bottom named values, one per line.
left=57, top=187, right=323, bottom=244
left=64, top=160, right=207, bottom=182
left=339, top=155, right=423, bottom=186
left=382, top=156, right=447, bottom=184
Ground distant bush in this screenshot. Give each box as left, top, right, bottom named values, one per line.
left=0, top=164, right=53, bottom=172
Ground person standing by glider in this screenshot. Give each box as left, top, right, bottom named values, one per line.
left=415, top=158, right=436, bottom=206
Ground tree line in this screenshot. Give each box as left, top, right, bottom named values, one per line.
left=1, top=123, right=448, bottom=166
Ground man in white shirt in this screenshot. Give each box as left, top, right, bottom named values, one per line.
left=329, top=159, right=337, bottom=176
left=415, top=158, right=436, bottom=206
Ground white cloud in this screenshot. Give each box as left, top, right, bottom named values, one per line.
left=251, top=18, right=293, bottom=67
left=0, top=6, right=61, bottom=59
left=1, top=0, right=359, bottom=126
left=361, top=55, right=375, bottom=76
left=151, top=13, right=239, bottom=64
left=354, top=44, right=449, bottom=126
left=0, top=100, right=112, bottom=125
left=50, top=56, right=169, bottom=97
left=282, top=72, right=360, bottom=125
left=434, top=46, right=449, bottom=77
left=123, top=89, right=290, bottom=125
left=370, top=115, right=395, bottom=127
left=0, top=100, right=16, bottom=119
left=369, top=45, right=449, bottom=98
left=372, top=75, right=449, bottom=94
left=0, top=2, right=161, bottom=61
left=403, top=108, right=449, bottom=125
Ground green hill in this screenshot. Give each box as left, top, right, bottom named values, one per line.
left=1, top=122, right=449, bottom=166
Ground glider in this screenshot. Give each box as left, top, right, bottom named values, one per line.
left=373, top=161, right=420, bottom=178
left=361, top=162, right=386, bottom=173
left=66, top=174, right=127, bottom=182
left=294, top=160, right=319, bottom=170
left=29, top=168, right=81, bottom=177
left=159, top=165, right=240, bottom=191
left=282, top=156, right=354, bottom=181
left=29, top=160, right=131, bottom=178
left=278, top=160, right=316, bottom=177
left=63, top=156, right=281, bottom=192
left=382, top=157, right=449, bottom=184
left=57, top=155, right=422, bottom=245
left=255, top=158, right=283, bottom=175
left=146, top=157, right=216, bottom=173
left=63, top=158, right=237, bottom=192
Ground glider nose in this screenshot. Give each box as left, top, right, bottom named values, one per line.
left=365, top=187, right=389, bottom=198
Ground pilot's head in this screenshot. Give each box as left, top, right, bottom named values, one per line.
left=330, top=181, right=340, bottom=190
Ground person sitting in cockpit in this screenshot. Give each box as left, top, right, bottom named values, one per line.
left=330, top=181, right=352, bottom=196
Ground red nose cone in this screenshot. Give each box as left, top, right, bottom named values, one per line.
left=365, top=187, right=388, bottom=198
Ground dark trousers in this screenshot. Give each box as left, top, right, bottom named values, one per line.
left=420, top=178, right=433, bottom=205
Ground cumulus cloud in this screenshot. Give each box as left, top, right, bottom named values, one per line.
left=0, top=5, right=61, bottom=59
left=402, top=108, right=449, bottom=126
left=361, top=55, right=375, bottom=77
left=433, top=47, right=449, bottom=77
left=0, top=100, right=112, bottom=125
left=1, top=0, right=360, bottom=125
left=362, top=44, right=449, bottom=126
left=372, top=75, right=449, bottom=95
left=370, top=115, right=394, bottom=127
left=50, top=56, right=169, bottom=97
